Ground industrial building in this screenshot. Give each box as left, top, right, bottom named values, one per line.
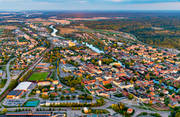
left=6, top=82, right=33, bottom=99
left=14, top=81, right=33, bottom=91
left=6, top=90, right=24, bottom=99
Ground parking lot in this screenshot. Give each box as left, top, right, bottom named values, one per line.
left=3, top=99, right=26, bottom=107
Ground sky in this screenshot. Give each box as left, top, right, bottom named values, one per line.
left=0, top=0, right=180, bottom=11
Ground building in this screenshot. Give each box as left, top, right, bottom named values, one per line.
left=57, top=84, right=63, bottom=89
left=36, top=63, right=50, bottom=70
left=6, top=111, right=52, bottom=117
left=52, top=80, right=59, bottom=85
left=62, top=64, right=76, bottom=72
left=40, top=100, right=91, bottom=106
left=113, top=81, right=134, bottom=89
left=50, top=86, right=55, bottom=90
left=14, top=82, right=33, bottom=91
left=38, top=81, right=51, bottom=86
left=6, top=90, right=24, bottom=99
left=127, top=108, right=134, bottom=114
left=68, top=41, right=76, bottom=47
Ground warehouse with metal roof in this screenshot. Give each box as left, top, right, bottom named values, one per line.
left=14, top=82, right=33, bottom=91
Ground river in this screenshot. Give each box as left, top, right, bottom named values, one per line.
left=84, top=43, right=125, bottom=68
left=49, top=25, right=65, bottom=39
left=112, top=57, right=125, bottom=68
left=81, top=42, right=104, bottom=54
left=50, top=25, right=125, bottom=68
left=49, top=25, right=58, bottom=37
left=153, top=80, right=179, bottom=93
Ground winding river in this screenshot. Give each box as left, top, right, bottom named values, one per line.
left=50, top=25, right=58, bottom=37
left=50, top=25, right=125, bottom=68
left=49, top=25, right=65, bottom=39
left=82, top=42, right=104, bottom=54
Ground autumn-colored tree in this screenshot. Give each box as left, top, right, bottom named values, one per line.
left=71, top=87, right=75, bottom=92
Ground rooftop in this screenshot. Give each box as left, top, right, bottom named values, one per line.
left=14, top=82, right=33, bottom=91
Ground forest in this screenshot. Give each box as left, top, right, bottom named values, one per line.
left=80, top=13, right=180, bottom=50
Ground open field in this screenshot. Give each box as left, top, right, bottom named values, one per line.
left=0, top=79, right=7, bottom=88
left=58, top=27, right=77, bottom=34
left=0, top=25, right=17, bottom=30
left=0, top=29, right=3, bottom=35
left=28, top=72, right=49, bottom=81
left=48, top=19, right=71, bottom=25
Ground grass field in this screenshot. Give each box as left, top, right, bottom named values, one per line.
left=0, top=79, right=7, bottom=88
left=28, top=72, right=49, bottom=81
left=0, top=29, right=3, bottom=35
left=57, top=27, right=77, bottom=34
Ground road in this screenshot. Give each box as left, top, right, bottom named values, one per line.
left=0, top=48, right=49, bottom=103
left=19, top=56, right=43, bottom=81
left=0, top=58, right=15, bottom=95
left=93, top=97, right=170, bottom=117
left=56, top=63, right=85, bottom=95
left=18, top=46, right=51, bottom=82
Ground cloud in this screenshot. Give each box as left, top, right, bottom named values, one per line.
left=0, top=0, right=180, bottom=11
left=110, top=0, right=124, bottom=2
left=108, top=0, right=180, bottom=3
left=0, top=0, right=23, bottom=1
left=79, top=0, right=88, bottom=3
left=109, top=0, right=126, bottom=2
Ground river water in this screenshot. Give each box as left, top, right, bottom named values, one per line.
left=50, top=25, right=58, bottom=37
left=50, top=25, right=125, bottom=68
left=49, top=25, right=65, bottom=39
left=153, top=80, right=179, bottom=93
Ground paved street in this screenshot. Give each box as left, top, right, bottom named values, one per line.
left=0, top=58, right=15, bottom=95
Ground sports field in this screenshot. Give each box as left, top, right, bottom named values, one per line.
left=24, top=100, right=40, bottom=107
left=28, top=72, right=49, bottom=81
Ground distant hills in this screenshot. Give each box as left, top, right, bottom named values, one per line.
left=74, top=12, right=180, bottom=50
left=1, top=11, right=180, bottom=50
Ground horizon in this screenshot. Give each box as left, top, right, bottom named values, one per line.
left=1, top=10, right=180, bottom=13
left=0, top=0, right=180, bottom=11
left=0, top=1, right=180, bottom=116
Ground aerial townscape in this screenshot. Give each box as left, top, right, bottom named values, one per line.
left=0, top=1, right=180, bottom=117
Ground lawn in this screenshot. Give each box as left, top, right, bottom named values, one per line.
left=0, top=79, right=7, bottom=88
left=28, top=72, right=49, bottom=81
left=0, top=29, right=3, bottom=35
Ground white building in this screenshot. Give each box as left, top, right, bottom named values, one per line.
left=14, top=82, right=33, bottom=91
